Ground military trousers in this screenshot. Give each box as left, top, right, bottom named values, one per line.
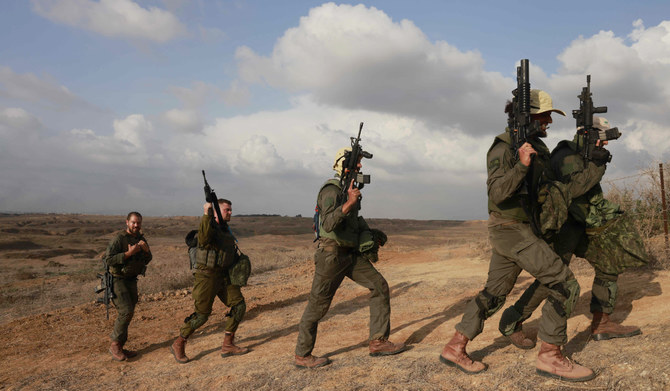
left=499, top=221, right=620, bottom=336
left=110, top=276, right=138, bottom=344
left=180, top=268, right=246, bottom=338
left=295, top=245, right=391, bottom=357
left=456, top=220, right=577, bottom=346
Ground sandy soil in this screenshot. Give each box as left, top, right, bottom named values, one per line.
left=0, top=214, right=668, bottom=390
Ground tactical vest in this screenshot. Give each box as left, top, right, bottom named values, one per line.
left=551, top=139, right=602, bottom=225
left=108, top=232, right=149, bottom=277
left=487, top=131, right=552, bottom=222
left=317, top=179, right=362, bottom=248
left=195, top=225, right=237, bottom=270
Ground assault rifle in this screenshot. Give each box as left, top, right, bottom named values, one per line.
left=95, top=270, right=115, bottom=320
left=572, top=75, right=621, bottom=163
left=340, top=122, right=373, bottom=208
left=202, top=170, right=225, bottom=228
left=509, top=59, right=542, bottom=236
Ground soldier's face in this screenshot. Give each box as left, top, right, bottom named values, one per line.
left=531, top=112, right=553, bottom=137
left=126, top=216, right=142, bottom=235
left=215, top=202, right=232, bottom=223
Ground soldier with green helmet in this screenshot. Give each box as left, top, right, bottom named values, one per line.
left=498, top=116, right=648, bottom=346
left=103, top=211, right=152, bottom=361
left=294, top=143, right=407, bottom=369
left=440, top=89, right=596, bottom=382
left=170, top=199, right=249, bottom=363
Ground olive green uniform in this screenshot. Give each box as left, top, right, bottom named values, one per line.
left=103, top=230, right=152, bottom=344
left=499, top=137, right=648, bottom=336
left=455, top=132, right=581, bottom=346
left=295, top=179, right=391, bottom=357
left=179, top=214, right=245, bottom=338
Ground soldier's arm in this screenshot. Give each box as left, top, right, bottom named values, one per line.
left=139, top=238, right=153, bottom=264
left=558, top=154, right=606, bottom=199
left=197, top=214, right=215, bottom=247
left=486, top=143, right=529, bottom=205
left=104, top=235, right=126, bottom=266
left=319, top=185, right=348, bottom=233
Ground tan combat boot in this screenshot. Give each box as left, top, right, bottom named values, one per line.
left=109, top=341, right=127, bottom=361
left=221, top=332, right=250, bottom=357
left=591, top=312, right=642, bottom=341
left=170, top=336, right=189, bottom=364
left=507, top=328, right=535, bottom=350
left=439, top=331, right=487, bottom=374
left=295, top=354, right=331, bottom=369
left=369, top=338, right=408, bottom=356
left=536, top=342, right=595, bottom=382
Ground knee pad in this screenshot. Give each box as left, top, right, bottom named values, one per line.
left=475, top=289, right=506, bottom=319
left=185, top=311, right=209, bottom=330
left=498, top=305, right=523, bottom=336
left=228, top=300, right=247, bottom=323
left=548, top=279, right=580, bottom=317
left=591, top=276, right=618, bottom=313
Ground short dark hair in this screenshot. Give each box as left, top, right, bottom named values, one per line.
left=127, top=211, right=142, bottom=220
left=218, top=199, right=232, bottom=206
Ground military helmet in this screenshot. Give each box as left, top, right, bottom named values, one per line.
left=332, top=147, right=352, bottom=176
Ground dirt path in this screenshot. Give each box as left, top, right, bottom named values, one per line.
left=0, top=216, right=668, bottom=390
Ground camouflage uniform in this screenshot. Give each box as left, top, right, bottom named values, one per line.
left=456, top=131, right=580, bottom=346
left=499, top=135, right=648, bottom=336
left=179, top=214, right=245, bottom=337
left=103, top=230, right=152, bottom=344
left=295, top=179, right=391, bottom=357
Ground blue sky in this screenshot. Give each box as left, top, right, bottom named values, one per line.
left=1, top=1, right=669, bottom=219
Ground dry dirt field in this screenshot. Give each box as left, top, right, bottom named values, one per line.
left=0, top=213, right=668, bottom=390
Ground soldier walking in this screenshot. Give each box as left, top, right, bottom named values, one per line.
left=103, top=211, right=152, bottom=361
left=170, top=199, right=249, bottom=363
left=294, top=138, right=407, bottom=369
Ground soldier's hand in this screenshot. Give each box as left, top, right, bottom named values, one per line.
left=342, top=179, right=361, bottom=214
left=137, top=240, right=150, bottom=252
left=203, top=202, right=213, bottom=215
left=518, top=142, right=536, bottom=167
left=127, top=243, right=141, bottom=256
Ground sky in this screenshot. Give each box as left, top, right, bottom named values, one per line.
left=1, top=0, right=670, bottom=220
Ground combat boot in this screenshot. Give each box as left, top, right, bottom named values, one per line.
left=439, top=331, right=487, bottom=374
left=369, top=338, right=408, bottom=356
left=221, top=332, right=250, bottom=357
left=109, top=341, right=127, bottom=361
left=170, top=336, right=189, bottom=364
left=295, top=354, right=331, bottom=369
left=591, top=312, right=642, bottom=341
left=536, top=342, right=595, bottom=382
left=507, top=329, right=535, bottom=350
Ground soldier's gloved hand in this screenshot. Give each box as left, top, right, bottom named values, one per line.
left=591, top=147, right=611, bottom=166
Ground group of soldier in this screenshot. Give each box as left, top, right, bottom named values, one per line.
left=101, top=71, right=648, bottom=383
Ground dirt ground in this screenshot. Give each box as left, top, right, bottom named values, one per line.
left=0, top=214, right=668, bottom=391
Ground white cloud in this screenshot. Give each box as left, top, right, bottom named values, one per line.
left=113, top=114, right=152, bottom=148
left=31, top=0, right=187, bottom=43
left=0, top=67, right=79, bottom=108
left=222, top=80, right=251, bottom=106
left=163, top=108, right=203, bottom=134
left=235, top=3, right=511, bottom=134
left=235, top=135, right=285, bottom=175
left=0, top=107, right=42, bottom=135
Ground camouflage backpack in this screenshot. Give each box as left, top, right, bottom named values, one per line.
left=228, top=251, right=251, bottom=286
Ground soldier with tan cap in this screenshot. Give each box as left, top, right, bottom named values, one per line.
left=294, top=144, right=407, bottom=369
left=499, top=115, right=647, bottom=347
left=439, top=89, right=596, bottom=382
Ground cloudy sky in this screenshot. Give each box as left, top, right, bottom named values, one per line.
left=1, top=0, right=669, bottom=220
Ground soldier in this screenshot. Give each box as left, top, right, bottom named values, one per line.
left=439, top=90, right=596, bottom=382
left=294, top=145, right=407, bottom=369
left=499, top=116, right=648, bottom=346
left=170, top=199, right=249, bottom=363
left=103, top=211, right=152, bottom=361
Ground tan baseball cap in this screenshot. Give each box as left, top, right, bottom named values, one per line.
left=592, top=116, right=610, bottom=131
left=530, top=89, right=566, bottom=116
left=332, top=147, right=351, bottom=175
